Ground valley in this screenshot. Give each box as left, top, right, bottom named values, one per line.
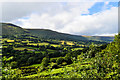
left=1, top=23, right=120, bottom=79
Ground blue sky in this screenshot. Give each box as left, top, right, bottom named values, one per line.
left=1, top=1, right=118, bottom=36
left=82, top=2, right=118, bottom=15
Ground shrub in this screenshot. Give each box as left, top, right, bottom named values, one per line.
left=50, top=58, right=56, bottom=63
left=65, top=53, right=72, bottom=64
left=42, top=57, right=49, bottom=67
left=11, top=61, right=18, bottom=68
left=56, top=57, right=64, bottom=65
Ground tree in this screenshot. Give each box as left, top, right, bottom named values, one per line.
left=64, top=41, right=67, bottom=45
left=56, top=57, right=64, bottom=65
left=89, top=43, right=95, bottom=49
left=50, top=58, right=56, bottom=63
left=27, top=57, right=36, bottom=65
left=107, top=34, right=120, bottom=62
left=11, top=61, right=18, bottom=68
left=42, top=57, right=49, bottom=67
left=65, top=53, right=72, bottom=64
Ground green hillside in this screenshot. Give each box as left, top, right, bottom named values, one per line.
left=27, top=29, right=88, bottom=41
left=2, top=32, right=120, bottom=79
left=1, top=23, right=114, bottom=42
left=84, top=36, right=114, bottom=42
left=1, top=22, right=119, bottom=79
left=1, top=23, right=28, bottom=36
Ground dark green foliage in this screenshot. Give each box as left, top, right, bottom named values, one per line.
left=1, top=23, right=114, bottom=42
left=50, top=58, right=56, bottom=63
left=27, top=29, right=88, bottom=41
left=56, top=57, right=64, bottom=65
left=27, top=57, right=36, bottom=65
left=51, top=63, right=59, bottom=69
left=65, top=53, right=72, bottom=64
left=42, top=57, right=49, bottom=67
left=11, top=61, right=18, bottom=68
left=2, top=23, right=27, bottom=37
left=2, top=23, right=119, bottom=79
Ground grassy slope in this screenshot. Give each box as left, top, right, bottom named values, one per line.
left=1, top=23, right=28, bottom=36
left=1, top=23, right=114, bottom=42
left=84, top=35, right=114, bottom=42
left=27, top=29, right=88, bottom=41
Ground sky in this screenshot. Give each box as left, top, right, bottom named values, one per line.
left=0, top=0, right=119, bottom=36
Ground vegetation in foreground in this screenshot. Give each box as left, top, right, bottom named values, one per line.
left=1, top=23, right=120, bottom=79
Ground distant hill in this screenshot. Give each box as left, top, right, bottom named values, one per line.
left=27, top=29, right=88, bottom=41
left=1, top=23, right=29, bottom=36
left=1, top=23, right=114, bottom=42
left=83, top=35, right=114, bottom=42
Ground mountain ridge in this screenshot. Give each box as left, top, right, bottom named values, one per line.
left=1, top=23, right=114, bottom=42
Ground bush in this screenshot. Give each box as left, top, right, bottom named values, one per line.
left=11, top=61, right=18, bottom=68
left=50, top=58, right=56, bottom=63
left=56, top=57, right=64, bottom=65
left=42, top=57, right=49, bottom=67
left=51, top=63, right=58, bottom=69
left=65, top=53, right=72, bottom=64
left=27, top=57, right=36, bottom=65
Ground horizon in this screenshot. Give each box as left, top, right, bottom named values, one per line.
left=0, top=1, right=118, bottom=36
left=1, top=22, right=116, bottom=37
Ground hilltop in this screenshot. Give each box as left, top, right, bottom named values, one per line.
left=1, top=23, right=114, bottom=42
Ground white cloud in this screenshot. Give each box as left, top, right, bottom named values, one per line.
left=1, top=2, right=118, bottom=36
left=1, top=2, right=64, bottom=21
left=2, top=2, right=97, bottom=22
left=62, top=7, right=118, bottom=35
left=95, top=33, right=118, bottom=36
left=12, top=5, right=118, bottom=36
left=0, top=0, right=119, bottom=2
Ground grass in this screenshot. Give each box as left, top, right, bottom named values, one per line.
left=30, top=64, right=42, bottom=67
left=51, top=44, right=60, bottom=47
left=14, top=47, right=34, bottom=51
left=0, top=76, right=2, bottom=79
left=38, top=43, right=49, bottom=45
left=21, top=40, right=33, bottom=43
left=60, top=41, right=65, bottom=45
left=6, top=56, right=13, bottom=61
left=8, top=26, right=17, bottom=29
left=2, top=46, right=7, bottom=48
left=7, top=40, right=14, bottom=42
left=41, top=51, right=46, bottom=54
left=35, top=51, right=41, bottom=53
left=26, top=47, right=38, bottom=50
left=47, top=49, right=55, bottom=52
left=71, top=48, right=83, bottom=51
left=60, top=41, right=75, bottom=45
left=66, top=42, right=74, bottom=45
left=27, top=43, right=49, bottom=46
left=22, top=66, right=74, bottom=78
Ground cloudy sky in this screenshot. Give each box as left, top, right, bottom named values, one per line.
left=1, top=0, right=119, bottom=36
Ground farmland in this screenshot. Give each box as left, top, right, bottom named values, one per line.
left=1, top=23, right=120, bottom=79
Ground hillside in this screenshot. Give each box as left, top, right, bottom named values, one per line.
left=2, top=31, right=120, bottom=79
left=1, top=22, right=119, bottom=79
left=83, top=35, right=114, bottom=42
left=1, top=23, right=114, bottom=42
left=27, top=29, right=88, bottom=41
left=1, top=23, right=29, bottom=36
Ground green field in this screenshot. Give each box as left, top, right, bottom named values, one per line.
left=1, top=23, right=119, bottom=79
left=27, top=43, right=49, bottom=46
left=14, top=47, right=34, bottom=51
left=71, top=48, right=84, bottom=51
